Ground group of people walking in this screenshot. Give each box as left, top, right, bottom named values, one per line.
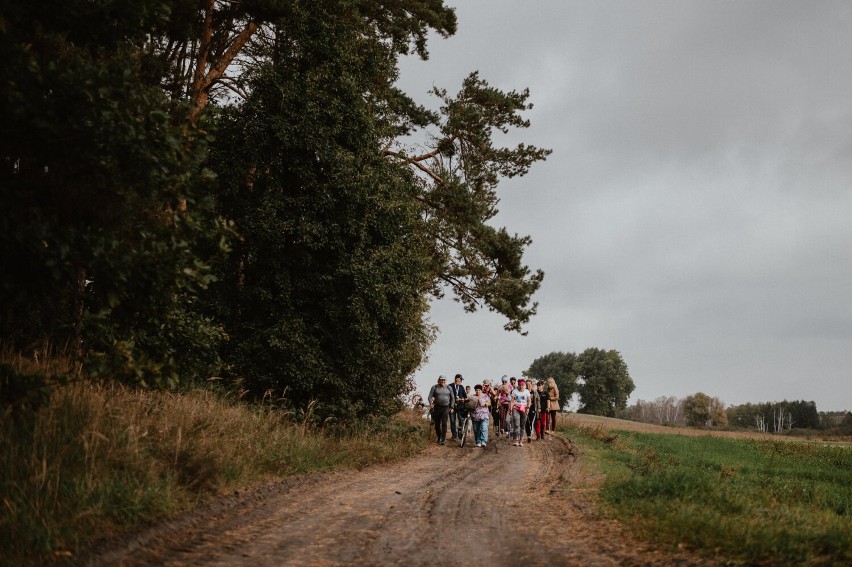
left=426, top=374, right=560, bottom=447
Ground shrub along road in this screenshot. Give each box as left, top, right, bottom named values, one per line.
left=81, top=432, right=711, bottom=566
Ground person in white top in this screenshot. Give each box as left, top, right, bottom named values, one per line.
left=509, top=379, right=532, bottom=446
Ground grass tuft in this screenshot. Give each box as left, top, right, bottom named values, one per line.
left=0, top=382, right=429, bottom=565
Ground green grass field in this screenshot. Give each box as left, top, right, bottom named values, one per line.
left=564, top=421, right=852, bottom=565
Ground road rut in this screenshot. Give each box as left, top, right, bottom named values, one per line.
left=85, top=433, right=710, bottom=566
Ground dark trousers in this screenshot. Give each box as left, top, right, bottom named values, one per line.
left=525, top=410, right=537, bottom=439
left=452, top=405, right=468, bottom=437
left=549, top=410, right=557, bottom=431
left=498, top=404, right=510, bottom=433
left=433, top=405, right=449, bottom=441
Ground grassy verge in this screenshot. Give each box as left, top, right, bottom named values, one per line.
left=561, top=419, right=852, bottom=565
left=0, top=382, right=430, bottom=565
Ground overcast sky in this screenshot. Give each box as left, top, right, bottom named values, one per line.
left=398, top=0, right=852, bottom=413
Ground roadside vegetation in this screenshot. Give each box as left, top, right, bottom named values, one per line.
left=562, top=419, right=852, bottom=565
left=2, top=4, right=548, bottom=561
left=0, top=381, right=429, bottom=566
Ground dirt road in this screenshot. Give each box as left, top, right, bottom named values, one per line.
left=85, top=433, right=710, bottom=566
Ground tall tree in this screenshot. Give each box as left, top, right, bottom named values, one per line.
left=0, top=0, right=223, bottom=386
left=1, top=0, right=549, bottom=419
left=575, top=348, right=634, bottom=417
left=383, top=72, right=550, bottom=333
left=525, top=351, right=578, bottom=409
left=683, top=392, right=727, bottom=427
left=207, top=1, right=447, bottom=419
left=142, top=0, right=457, bottom=124
left=205, top=1, right=549, bottom=417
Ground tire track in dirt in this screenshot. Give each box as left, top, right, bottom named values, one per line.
left=83, top=433, right=713, bottom=567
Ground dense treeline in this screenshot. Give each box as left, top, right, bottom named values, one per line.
left=1, top=1, right=549, bottom=421
left=621, top=394, right=851, bottom=434
left=727, top=400, right=821, bottom=432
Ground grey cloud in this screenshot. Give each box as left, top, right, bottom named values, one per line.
left=400, top=1, right=852, bottom=411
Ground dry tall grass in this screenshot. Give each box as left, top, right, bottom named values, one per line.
left=0, top=381, right=429, bottom=565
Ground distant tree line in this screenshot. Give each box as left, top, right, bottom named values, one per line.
left=727, top=400, right=821, bottom=432
left=620, top=393, right=727, bottom=427
left=1, top=1, right=550, bottom=421
left=621, top=394, right=851, bottom=434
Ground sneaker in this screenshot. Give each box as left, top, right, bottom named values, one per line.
left=519, top=442, right=524, bottom=447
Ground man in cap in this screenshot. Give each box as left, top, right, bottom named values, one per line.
left=428, top=375, right=455, bottom=445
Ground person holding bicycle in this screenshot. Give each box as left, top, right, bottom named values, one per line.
left=471, top=384, right=492, bottom=447
left=449, top=374, right=467, bottom=440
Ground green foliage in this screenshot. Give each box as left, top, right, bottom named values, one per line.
left=682, top=392, right=727, bottom=428
left=207, top=1, right=435, bottom=421
left=564, top=425, right=852, bottom=565
left=0, top=0, right=225, bottom=387
left=0, top=365, right=53, bottom=419
left=354, top=0, right=457, bottom=58
left=1, top=0, right=546, bottom=420
left=575, top=348, right=634, bottom=417
left=525, top=351, right=577, bottom=409
left=414, top=72, right=551, bottom=333
left=728, top=400, right=821, bottom=432
left=840, top=412, right=852, bottom=435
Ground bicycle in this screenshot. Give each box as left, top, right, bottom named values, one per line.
left=458, top=411, right=473, bottom=447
